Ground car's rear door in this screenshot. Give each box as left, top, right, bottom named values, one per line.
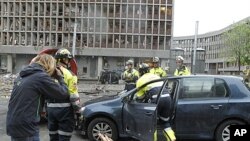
left=173, top=77, right=229, bottom=139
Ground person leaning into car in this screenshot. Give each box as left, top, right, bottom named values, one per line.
left=136, top=63, right=176, bottom=141
left=6, top=54, right=69, bottom=141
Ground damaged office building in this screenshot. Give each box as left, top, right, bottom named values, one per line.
left=0, top=0, right=174, bottom=78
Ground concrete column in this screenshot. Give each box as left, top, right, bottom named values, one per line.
left=0, top=55, right=6, bottom=68
left=7, top=54, right=13, bottom=73
left=97, top=56, right=103, bottom=78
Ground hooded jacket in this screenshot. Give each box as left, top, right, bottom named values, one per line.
left=6, top=63, right=69, bottom=138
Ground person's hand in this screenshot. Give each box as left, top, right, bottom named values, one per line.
left=98, top=133, right=113, bottom=141
left=53, top=66, right=63, bottom=79
left=56, top=67, right=63, bottom=76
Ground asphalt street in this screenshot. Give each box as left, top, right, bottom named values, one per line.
left=0, top=81, right=213, bottom=141
left=0, top=81, right=135, bottom=141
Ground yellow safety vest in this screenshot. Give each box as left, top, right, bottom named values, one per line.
left=174, top=66, right=191, bottom=76
left=150, top=67, right=167, bottom=77
left=136, top=73, right=163, bottom=99
left=123, top=69, right=139, bottom=83
left=60, top=66, right=78, bottom=96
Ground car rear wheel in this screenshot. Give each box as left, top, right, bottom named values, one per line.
left=215, top=120, right=244, bottom=141
left=87, top=118, right=118, bottom=141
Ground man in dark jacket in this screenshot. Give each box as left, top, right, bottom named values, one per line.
left=6, top=54, right=69, bottom=141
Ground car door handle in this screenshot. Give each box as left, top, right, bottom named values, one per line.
left=210, top=105, right=222, bottom=109
left=145, top=112, right=153, bottom=116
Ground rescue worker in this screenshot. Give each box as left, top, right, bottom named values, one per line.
left=6, top=54, right=69, bottom=141
left=243, top=66, right=250, bottom=84
left=150, top=57, right=167, bottom=77
left=174, top=56, right=191, bottom=76
left=135, top=63, right=176, bottom=141
left=122, top=60, right=139, bottom=91
left=154, top=92, right=176, bottom=141
left=47, top=48, right=81, bottom=141
left=136, top=63, right=162, bottom=103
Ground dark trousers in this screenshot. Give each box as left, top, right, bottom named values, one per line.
left=124, top=83, right=136, bottom=91
left=11, top=130, right=39, bottom=141
left=47, top=106, right=74, bottom=141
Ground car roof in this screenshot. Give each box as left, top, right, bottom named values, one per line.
left=166, top=74, right=243, bottom=80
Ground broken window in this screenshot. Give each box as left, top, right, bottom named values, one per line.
left=57, top=34, right=62, bottom=46
left=58, top=4, right=63, bottom=16
left=83, top=67, right=87, bottom=74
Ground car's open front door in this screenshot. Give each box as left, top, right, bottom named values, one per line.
left=123, top=100, right=156, bottom=141
left=122, top=79, right=167, bottom=141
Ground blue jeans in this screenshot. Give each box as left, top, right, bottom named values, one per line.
left=11, top=131, right=39, bottom=141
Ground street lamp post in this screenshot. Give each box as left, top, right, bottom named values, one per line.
left=192, top=21, right=199, bottom=74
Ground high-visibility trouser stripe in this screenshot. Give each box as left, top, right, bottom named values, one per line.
left=47, top=103, right=71, bottom=107
left=49, top=131, right=58, bottom=135
left=163, top=127, right=176, bottom=141
left=159, top=116, right=170, bottom=122
left=154, top=130, right=157, bottom=141
left=58, top=130, right=73, bottom=136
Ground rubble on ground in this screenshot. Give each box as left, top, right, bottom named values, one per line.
left=0, top=73, right=125, bottom=102
left=0, top=73, right=18, bottom=97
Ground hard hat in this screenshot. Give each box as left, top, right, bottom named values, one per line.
left=55, top=48, right=73, bottom=59
left=152, top=57, right=160, bottom=63
left=126, top=60, right=134, bottom=65
left=139, top=63, right=149, bottom=76
left=176, top=56, right=184, bottom=61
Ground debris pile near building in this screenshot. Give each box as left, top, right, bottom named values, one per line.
left=0, top=74, right=125, bottom=102
left=0, top=74, right=18, bottom=97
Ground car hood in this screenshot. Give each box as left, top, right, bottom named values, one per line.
left=83, top=94, right=120, bottom=106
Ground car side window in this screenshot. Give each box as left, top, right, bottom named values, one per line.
left=180, top=77, right=214, bottom=99
left=165, top=80, right=178, bottom=99
left=212, top=79, right=228, bottom=97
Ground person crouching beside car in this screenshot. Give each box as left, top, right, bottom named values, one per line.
left=6, top=54, right=69, bottom=141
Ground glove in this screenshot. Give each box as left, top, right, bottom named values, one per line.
left=70, top=95, right=81, bottom=112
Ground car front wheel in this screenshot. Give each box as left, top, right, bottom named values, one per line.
left=87, top=118, right=118, bottom=141
left=215, top=119, right=244, bottom=141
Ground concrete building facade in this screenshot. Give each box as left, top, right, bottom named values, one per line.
left=0, top=0, right=174, bottom=77
left=173, top=16, right=250, bottom=75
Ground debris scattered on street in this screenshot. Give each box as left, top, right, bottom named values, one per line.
left=0, top=74, right=18, bottom=97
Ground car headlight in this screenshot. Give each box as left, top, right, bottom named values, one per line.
left=80, top=106, right=86, bottom=113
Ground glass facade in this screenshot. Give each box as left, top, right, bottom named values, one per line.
left=0, top=0, right=173, bottom=50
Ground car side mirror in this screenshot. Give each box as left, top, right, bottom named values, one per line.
left=122, top=96, right=130, bottom=103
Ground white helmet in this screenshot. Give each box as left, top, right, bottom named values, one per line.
left=126, top=60, right=134, bottom=65
left=152, top=57, right=160, bottom=63
left=176, top=56, right=184, bottom=61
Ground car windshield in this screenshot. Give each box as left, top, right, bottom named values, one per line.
left=117, top=90, right=129, bottom=98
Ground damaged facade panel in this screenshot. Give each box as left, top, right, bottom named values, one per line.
left=0, top=0, right=173, bottom=49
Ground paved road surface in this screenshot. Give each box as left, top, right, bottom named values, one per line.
left=0, top=81, right=213, bottom=141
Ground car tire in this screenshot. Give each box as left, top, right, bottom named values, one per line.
left=215, top=119, right=244, bottom=141
left=87, top=118, right=118, bottom=141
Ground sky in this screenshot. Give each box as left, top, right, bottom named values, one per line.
left=173, top=0, right=250, bottom=36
